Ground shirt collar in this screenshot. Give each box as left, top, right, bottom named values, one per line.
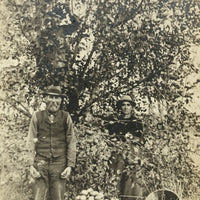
left=46, top=110, right=58, bottom=117
left=45, top=110, right=60, bottom=123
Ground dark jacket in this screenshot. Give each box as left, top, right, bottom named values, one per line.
left=27, top=110, right=76, bottom=167
left=36, top=110, right=68, bottom=158
left=105, top=114, right=144, bottom=199
left=105, top=115, right=143, bottom=142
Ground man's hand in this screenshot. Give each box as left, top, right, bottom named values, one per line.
left=61, top=167, right=72, bottom=179
left=30, top=165, right=41, bottom=179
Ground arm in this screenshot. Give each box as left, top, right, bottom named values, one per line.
left=129, top=119, right=145, bottom=145
left=65, top=112, right=77, bottom=167
left=61, top=112, right=77, bottom=179
left=26, top=112, right=41, bottom=178
left=103, top=114, right=119, bottom=135
left=135, top=119, right=143, bottom=137
left=26, top=112, right=38, bottom=165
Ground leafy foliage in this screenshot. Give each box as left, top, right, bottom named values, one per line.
left=1, top=101, right=200, bottom=200
left=0, top=0, right=200, bottom=200
left=0, top=0, right=200, bottom=116
left=0, top=112, right=31, bottom=200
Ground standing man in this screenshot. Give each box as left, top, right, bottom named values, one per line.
left=105, top=95, right=143, bottom=200
left=27, top=85, right=77, bottom=200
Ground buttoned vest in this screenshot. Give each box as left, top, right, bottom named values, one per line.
left=36, top=110, right=68, bottom=158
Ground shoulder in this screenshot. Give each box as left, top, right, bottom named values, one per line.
left=30, top=111, right=44, bottom=125
left=130, top=115, right=137, bottom=120
left=59, top=110, right=70, bottom=116
left=106, top=114, right=118, bottom=121
left=130, top=115, right=143, bottom=123
left=31, top=110, right=43, bottom=118
left=34, top=110, right=45, bottom=118
left=31, top=110, right=46, bottom=123
left=58, top=110, right=72, bottom=121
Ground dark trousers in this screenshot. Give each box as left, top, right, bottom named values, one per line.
left=110, top=153, right=143, bottom=200
left=33, top=155, right=67, bottom=200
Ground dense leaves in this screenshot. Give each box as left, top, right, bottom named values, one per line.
left=1, top=109, right=199, bottom=200
left=0, top=0, right=200, bottom=116
left=0, top=0, right=200, bottom=200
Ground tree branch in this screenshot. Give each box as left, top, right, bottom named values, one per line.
left=0, top=96, right=31, bottom=118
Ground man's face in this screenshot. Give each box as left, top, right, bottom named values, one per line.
left=121, top=101, right=133, bottom=116
left=45, top=95, right=62, bottom=113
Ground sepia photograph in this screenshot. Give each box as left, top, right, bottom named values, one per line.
left=0, top=0, right=200, bottom=200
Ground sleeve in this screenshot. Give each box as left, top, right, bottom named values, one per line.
left=135, top=119, right=145, bottom=144
left=135, top=119, right=143, bottom=136
left=104, top=114, right=119, bottom=135
left=26, top=112, right=38, bottom=166
left=66, top=113, right=77, bottom=168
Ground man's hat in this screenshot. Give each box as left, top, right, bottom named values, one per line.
left=42, top=85, right=66, bottom=97
left=116, top=95, right=136, bottom=108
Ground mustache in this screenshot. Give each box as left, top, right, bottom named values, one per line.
left=47, top=101, right=60, bottom=107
